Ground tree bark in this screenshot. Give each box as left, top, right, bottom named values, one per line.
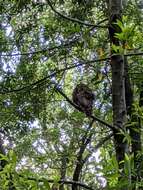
left=124, top=57, right=133, bottom=115
left=108, top=0, right=127, bottom=189
left=109, top=0, right=129, bottom=190
left=111, top=55, right=126, bottom=165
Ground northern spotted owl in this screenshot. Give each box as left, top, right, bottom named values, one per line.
left=72, top=83, right=95, bottom=116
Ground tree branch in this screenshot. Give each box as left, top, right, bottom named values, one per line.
left=72, top=119, right=94, bottom=190
left=1, top=37, right=79, bottom=57
left=81, top=133, right=113, bottom=167
left=124, top=51, right=143, bottom=57
left=54, top=85, right=114, bottom=130
left=0, top=57, right=109, bottom=94
left=46, top=0, right=107, bottom=28
left=19, top=175, right=97, bottom=190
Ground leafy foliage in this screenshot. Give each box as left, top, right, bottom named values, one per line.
left=0, top=0, right=143, bottom=190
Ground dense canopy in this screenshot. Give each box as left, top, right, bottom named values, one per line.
left=0, top=0, right=143, bottom=190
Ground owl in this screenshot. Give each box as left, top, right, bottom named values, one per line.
left=72, top=83, right=95, bottom=116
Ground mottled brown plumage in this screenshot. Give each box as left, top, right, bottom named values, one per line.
left=72, top=83, right=95, bottom=116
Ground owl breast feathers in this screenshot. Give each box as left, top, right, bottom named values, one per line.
left=72, top=83, right=95, bottom=116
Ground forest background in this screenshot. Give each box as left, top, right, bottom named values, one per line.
left=0, top=0, right=143, bottom=190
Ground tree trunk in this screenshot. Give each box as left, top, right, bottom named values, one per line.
left=72, top=120, right=94, bottom=190
left=124, top=56, right=142, bottom=189
left=59, top=154, right=68, bottom=190
left=124, top=57, right=133, bottom=115
left=108, top=0, right=127, bottom=189
left=130, top=82, right=143, bottom=189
